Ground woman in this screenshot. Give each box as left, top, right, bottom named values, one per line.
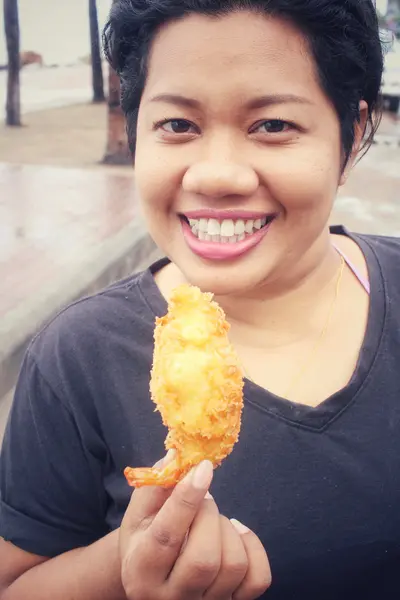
left=0, top=1, right=397, bottom=598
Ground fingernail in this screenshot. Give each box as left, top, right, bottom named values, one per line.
left=191, top=460, right=214, bottom=490
left=165, top=449, right=176, bottom=462
left=205, top=491, right=213, bottom=500
left=231, top=518, right=250, bottom=535
left=153, top=449, right=175, bottom=468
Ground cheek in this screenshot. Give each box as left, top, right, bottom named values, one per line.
left=134, top=126, right=187, bottom=218
left=135, top=152, right=176, bottom=217
left=134, top=142, right=185, bottom=250
left=263, top=144, right=341, bottom=218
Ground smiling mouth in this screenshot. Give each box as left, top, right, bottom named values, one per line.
left=179, top=214, right=276, bottom=244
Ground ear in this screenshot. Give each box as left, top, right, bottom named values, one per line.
left=339, top=100, right=369, bottom=186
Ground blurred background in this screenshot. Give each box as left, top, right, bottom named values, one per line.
left=0, top=0, right=399, bottom=439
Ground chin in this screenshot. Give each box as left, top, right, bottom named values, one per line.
left=177, top=257, right=270, bottom=297
left=152, top=227, right=278, bottom=296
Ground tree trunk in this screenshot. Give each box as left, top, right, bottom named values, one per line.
left=89, top=0, right=105, bottom=103
left=102, top=66, right=131, bottom=165
left=4, top=0, right=21, bottom=126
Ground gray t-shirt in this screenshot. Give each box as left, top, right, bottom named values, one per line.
left=1, top=226, right=400, bottom=599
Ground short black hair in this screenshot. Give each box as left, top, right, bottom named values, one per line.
left=103, top=0, right=384, bottom=162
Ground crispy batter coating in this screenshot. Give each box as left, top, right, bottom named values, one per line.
left=124, top=284, right=244, bottom=488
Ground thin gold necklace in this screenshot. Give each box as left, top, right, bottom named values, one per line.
left=242, top=254, right=346, bottom=398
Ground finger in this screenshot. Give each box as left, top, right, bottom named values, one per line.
left=231, top=520, right=272, bottom=600
left=135, top=460, right=214, bottom=582
left=178, top=490, right=213, bottom=557
left=122, top=451, right=176, bottom=534
left=204, top=516, right=248, bottom=600
left=168, top=495, right=221, bottom=597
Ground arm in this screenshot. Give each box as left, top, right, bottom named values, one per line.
left=0, top=351, right=122, bottom=597
left=0, top=532, right=126, bottom=600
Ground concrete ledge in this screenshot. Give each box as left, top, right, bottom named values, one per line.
left=0, top=221, right=160, bottom=403
left=0, top=389, right=13, bottom=443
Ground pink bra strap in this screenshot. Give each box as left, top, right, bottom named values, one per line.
left=332, top=242, right=370, bottom=295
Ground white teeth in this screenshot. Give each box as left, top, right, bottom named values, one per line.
left=244, top=220, right=254, bottom=233
left=186, top=215, right=273, bottom=243
left=220, top=219, right=235, bottom=237
left=207, top=219, right=221, bottom=236
left=234, top=219, right=245, bottom=235
left=198, top=218, right=208, bottom=232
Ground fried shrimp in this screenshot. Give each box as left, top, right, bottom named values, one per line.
left=124, top=284, right=244, bottom=488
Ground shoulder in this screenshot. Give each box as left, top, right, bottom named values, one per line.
left=30, top=268, right=146, bottom=349
left=332, top=225, right=400, bottom=263
left=353, top=232, right=400, bottom=279
left=27, top=264, right=164, bottom=394
left=357, top=232, right=400, bottom=256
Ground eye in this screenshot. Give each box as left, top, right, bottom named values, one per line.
left=251, top=119, right=292, bottom=134
left=156, top=119, right=198, bottom=134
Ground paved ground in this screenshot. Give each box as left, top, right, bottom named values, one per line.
left=0, top=163, right=159, bottom=409
left=0, top=102, right=111, bottom=169
left=334, top=142, right=400, bottom=236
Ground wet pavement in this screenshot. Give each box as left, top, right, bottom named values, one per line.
left=0, top=163, right=136, bottom=319
left=373, top=111, right=400, bottom=146
left=0, top=163, right=157, bottom=405
left=334, top=140, right=400, bottom=236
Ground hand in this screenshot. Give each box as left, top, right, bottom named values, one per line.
left=119, top=454, right=271, bottom=600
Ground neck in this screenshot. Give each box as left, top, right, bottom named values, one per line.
left=215, top=231, right=342, bottom=348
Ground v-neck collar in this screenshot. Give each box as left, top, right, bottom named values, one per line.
left=137, top=227, right=386, bottom=431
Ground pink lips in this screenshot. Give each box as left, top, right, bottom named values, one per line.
left=181, top=218, right=274, bottom=261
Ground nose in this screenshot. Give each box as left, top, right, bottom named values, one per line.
left=182, top=161, right=259, bottom=198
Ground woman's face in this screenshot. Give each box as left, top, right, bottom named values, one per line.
left=135, top=11, right=353, bottom=294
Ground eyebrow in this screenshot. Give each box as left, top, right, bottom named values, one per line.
left=246, top=94, right=313, bottom=110
left=148, top=93, right=313, bottom=110
left=149, top=94, right=201, bottom=109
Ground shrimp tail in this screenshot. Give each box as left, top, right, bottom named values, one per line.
left=124, top=458, right=183, bottom=488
